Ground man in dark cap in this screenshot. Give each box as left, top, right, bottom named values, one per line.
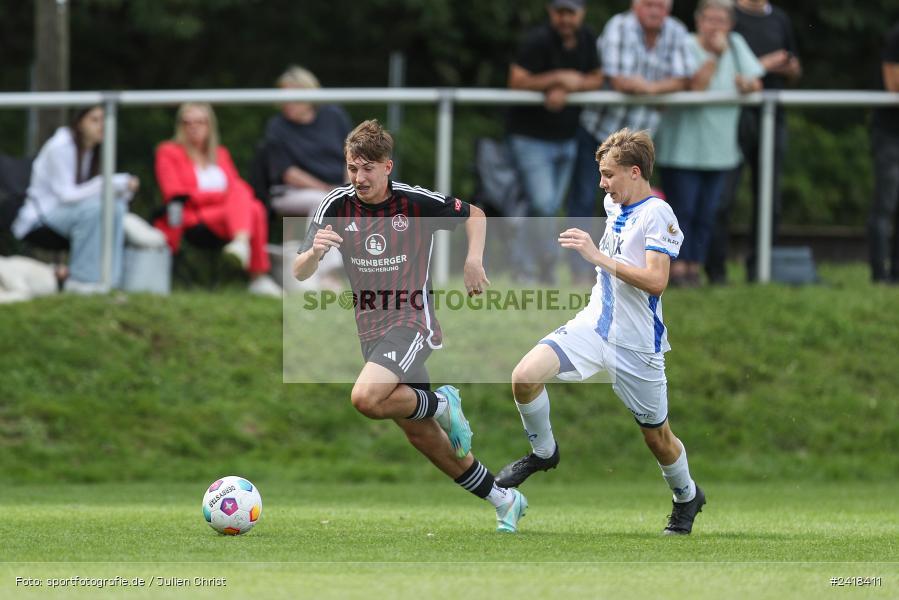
left=506, top=0, right=604, bottom=283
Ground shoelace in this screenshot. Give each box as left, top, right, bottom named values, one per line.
left=510, top=456, right=534, bottom=472
left=666, top=503, right=690, bottom=529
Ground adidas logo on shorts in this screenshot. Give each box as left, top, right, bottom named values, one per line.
left=383, top=351, right=396, bottom=361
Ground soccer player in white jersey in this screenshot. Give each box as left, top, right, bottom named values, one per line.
left=495, top=128, right=706, bottom=535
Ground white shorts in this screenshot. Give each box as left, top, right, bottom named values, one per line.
left=540, top=316, right=668, bottom=428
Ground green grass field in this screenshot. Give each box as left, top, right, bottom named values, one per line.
left=2, top=263, right=898, bottom=484
left=1, top=481, right=896, bottom=599
left=2, top=263, right=897, bottom=598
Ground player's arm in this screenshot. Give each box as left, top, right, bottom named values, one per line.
left=462, top=204, right=490, bottom=296
left=293, top=224, right=343, bottom=281
left=559, top=229, right=671, bottom=296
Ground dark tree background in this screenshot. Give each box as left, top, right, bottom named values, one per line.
left=2, top=0, right=899, bottom=226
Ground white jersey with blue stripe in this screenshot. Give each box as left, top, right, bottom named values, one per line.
left=579, top=194, right=683, bottom=354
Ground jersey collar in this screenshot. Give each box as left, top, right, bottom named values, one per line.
left=354, top=180, right=395, bottom=210
left=621, top=195, right=654, bottom=212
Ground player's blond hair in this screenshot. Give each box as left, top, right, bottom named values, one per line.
left=595, top=128, right=655, bottom=180
left=344, top=119, right=394, bottom=163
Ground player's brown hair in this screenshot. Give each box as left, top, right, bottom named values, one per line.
left=595, top=128, right=655, bottom=180
left=344, top=119, right=394, bottom=163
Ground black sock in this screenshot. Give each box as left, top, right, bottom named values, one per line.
left=406, top=388, right=439, bottom=420
left=454, top=459, right=495, bottom=499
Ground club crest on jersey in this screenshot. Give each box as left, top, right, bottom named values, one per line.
left=365, top=234, right=386, bottom=256
left=454, top=198, right=462, bottom=212
left=392, top=214, right=409, bottom=232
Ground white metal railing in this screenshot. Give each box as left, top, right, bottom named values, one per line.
left=2, top=88, right=897, bottom=285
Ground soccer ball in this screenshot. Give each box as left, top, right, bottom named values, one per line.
left=202, top=476, right=263, bottom=535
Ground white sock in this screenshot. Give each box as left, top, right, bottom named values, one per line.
left=433, top=392, right=448, bottom=420
left=516, top=388, right=555, bottom=458
left=659, top=443, right=696, bottom=503
left=485, top=483, right=512, bottom=508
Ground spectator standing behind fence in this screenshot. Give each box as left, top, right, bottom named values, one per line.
left=262, top=65, right=352, bottom=218
left=869, top=22, right=899, bottom=285
left=11, top=105, right=137, bottom=294
left=575, top=0, right=695, bottom=280
left=705, top=0, right=800, bottom=284
left=506, top=0, right=603, bottom=284
left=154, top=103, right=281, bottom=297
left=654, top=0, right=763, bottom=286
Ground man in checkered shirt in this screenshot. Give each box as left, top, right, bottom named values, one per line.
left=568, top=0, right=697, bottom=274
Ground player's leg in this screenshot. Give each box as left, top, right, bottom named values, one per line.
left=353, top=349, right=527, bottom=530
left=495, top=342, right=562, bottom=488
left=641, top=421, right=705, bottom=536
left=394, top=417, right=527, bottom=532
left=610, top=346, right=705, bottom=534
left=351, top=363, right=460, bottom=432
left=357, top=350, right=462, bottom=475
left=351, top=328, right=446, bottom=422
left=350, top=361, right=414, bottom=419
left=393, top=415, right=470, bottom=477
left=353, top=369, right=527, bottom=532
left=640, top=420, right=695, bottom=498
left=512, top=343, right=561, bottom=453
left=354, top=325, right=475, bottom=456
left=431, top=383, right=472, bottom=459
left=402, top=359, right=471, bottom=459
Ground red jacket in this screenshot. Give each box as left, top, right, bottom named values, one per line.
left=154, top=141, right=257, bottom=251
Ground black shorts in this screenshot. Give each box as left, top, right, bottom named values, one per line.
left=360, top=326, right=432, bottom=391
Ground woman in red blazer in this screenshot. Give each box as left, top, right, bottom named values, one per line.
left=155, top=103, right=280, bottom=296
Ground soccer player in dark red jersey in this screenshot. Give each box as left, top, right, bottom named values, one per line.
left=293, top=120, right=526, bottom=532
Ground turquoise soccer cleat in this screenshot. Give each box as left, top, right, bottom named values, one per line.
left=496, top=488, right=528, bottom=533
left=435, top=385, right=472, bottom=458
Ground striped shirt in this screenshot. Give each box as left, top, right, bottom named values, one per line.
left=580, top=11, right=696, bottom=142
left=300, top=181, right=470, bottom=347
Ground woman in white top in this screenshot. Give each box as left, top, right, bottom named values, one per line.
left=12, top=105, right=139, bottom=292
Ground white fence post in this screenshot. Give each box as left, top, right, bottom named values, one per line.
left=434, top=89, right=454, bottom=286
left=100, top=94, right=118, bottom=289
left=757, top=94, right=777, bottom=284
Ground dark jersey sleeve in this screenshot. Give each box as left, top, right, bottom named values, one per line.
left=415, top=193, right=471, bottom=231
left=298, top=221, right=320, bottom=254
left=298, top=197, right=340, bottom=254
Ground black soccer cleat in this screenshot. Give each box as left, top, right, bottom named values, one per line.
left=495, top=443, right=560, bottom=488
left=662, top=485, right=706, bottom=535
